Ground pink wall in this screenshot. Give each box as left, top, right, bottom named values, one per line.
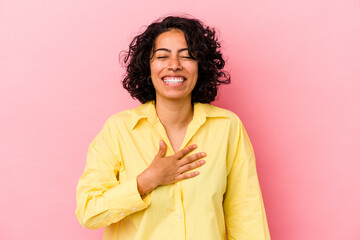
left=1, top=0, right=359, bottom=239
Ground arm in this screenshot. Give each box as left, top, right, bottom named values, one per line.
left=75, top=118, right=206, bottom=230
left=224, top=119, right=270, bottom=240
left=75, top=119, right=150, bottom=230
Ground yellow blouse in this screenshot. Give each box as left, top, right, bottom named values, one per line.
left=76, top=101, right=270, bottom=240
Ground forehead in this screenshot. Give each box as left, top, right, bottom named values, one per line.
left=154, top=29, right=188, bottom=49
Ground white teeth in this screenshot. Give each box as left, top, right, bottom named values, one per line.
left=163, top=77, right=185, bottom=83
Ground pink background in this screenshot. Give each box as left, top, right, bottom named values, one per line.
left=1, top=0, right=359, bottom=239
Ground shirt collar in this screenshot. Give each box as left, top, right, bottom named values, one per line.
left=130, top=101, right=229, bottom=130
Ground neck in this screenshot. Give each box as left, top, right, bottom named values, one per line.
left=155, top=97, right=193, bottom=130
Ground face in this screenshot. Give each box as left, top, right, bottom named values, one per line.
left=150, top=29, right=198, bottom=103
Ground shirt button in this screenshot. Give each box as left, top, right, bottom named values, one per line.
left=177, top=214, right=182, bottom=218
left=121, top=213, right=125, bottom=216
left=132, top=207, right=136, bottom=211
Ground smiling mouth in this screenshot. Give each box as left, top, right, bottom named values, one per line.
left=162, top=76, right=186, bottom=86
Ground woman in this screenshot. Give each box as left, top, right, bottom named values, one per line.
left=76, top=16, right=270, bottom=240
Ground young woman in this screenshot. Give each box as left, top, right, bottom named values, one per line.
left=76, top=16, right=270, bottom=240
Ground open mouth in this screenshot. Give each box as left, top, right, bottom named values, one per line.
left=162, top=76, right=186, bottom=86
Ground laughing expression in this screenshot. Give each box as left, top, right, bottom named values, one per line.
left=150, top=28, right=198, bottom=103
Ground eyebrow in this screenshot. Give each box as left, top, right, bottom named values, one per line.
left=153, top=48, right=189, bottom=53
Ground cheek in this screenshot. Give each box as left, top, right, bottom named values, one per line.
left=149, top=63, right=156, bottom=76
left=183, top=62, right=198, bottom=76
left=150, top=62, right=166, bottom=78
left=190, top=66, right=199, bottom=81
left=191, top=63, right=199, bottom=76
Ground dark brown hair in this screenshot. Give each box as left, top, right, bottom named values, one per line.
left=121, top=16, right=230, bottom=103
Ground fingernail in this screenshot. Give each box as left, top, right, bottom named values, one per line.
left=199, top=160, right=205, bottom=164
left=201, top=152, right=206, bottom=157
left=192, top=144, right=197, bottom=149
left=194, top=171, right=199, bottom=175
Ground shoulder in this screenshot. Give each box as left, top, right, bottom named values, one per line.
left=197, top=103, right=242, bottom=124
left=103, top=102, right=152, bottom=129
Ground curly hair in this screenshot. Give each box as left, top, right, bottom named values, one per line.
left=121, top=15, right=230, bottom=104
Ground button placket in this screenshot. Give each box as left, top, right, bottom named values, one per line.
left=174, top=182, right=186, bottom=239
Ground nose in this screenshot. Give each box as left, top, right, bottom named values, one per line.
left=168, top=56, right=182, bottom=72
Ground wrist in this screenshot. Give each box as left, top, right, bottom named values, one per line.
left=137, top=169, right=158, bottom=196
